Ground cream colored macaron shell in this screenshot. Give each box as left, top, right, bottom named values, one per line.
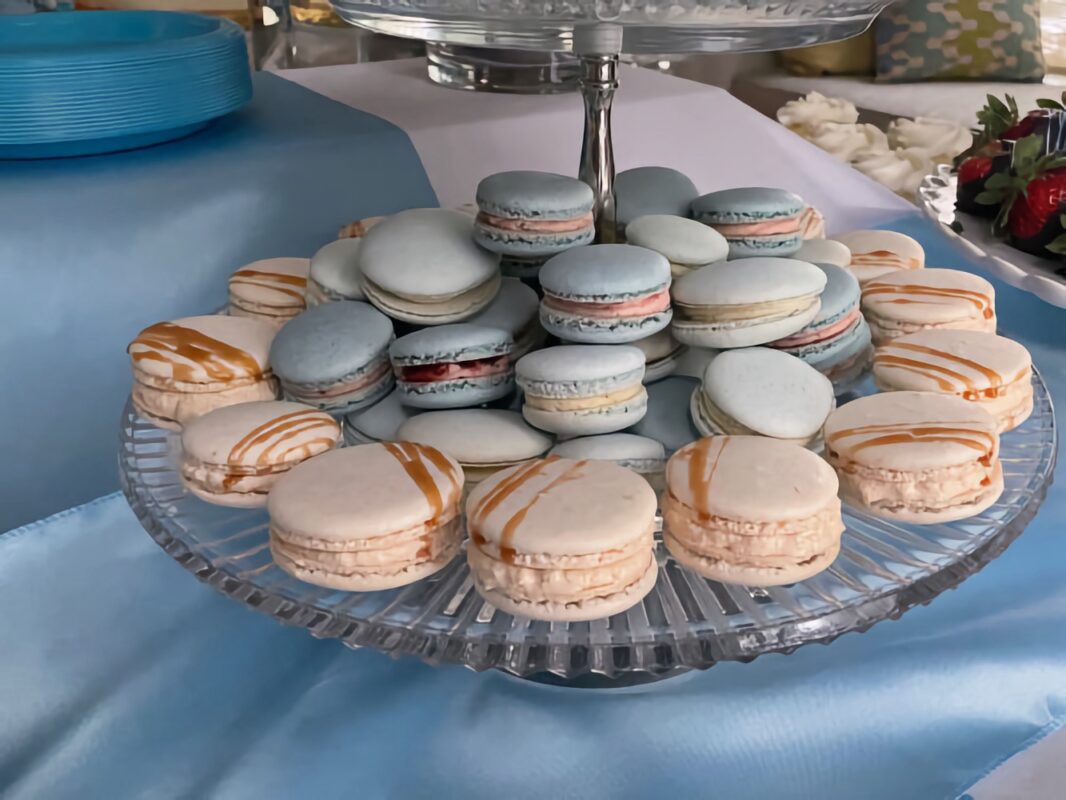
left=181, top=401, right=340, bottom=507
left=662, top=436, right=844, bottom=586
left=824, top=391, right=1002, bottom=524
left=269, top=442, right=464, bottom=590
left=833, top=230, right=924, bottom=286
left=861, top=268, right=997, bottom=345
left=128, top=315, right=278, bottom=430
left=466, top=457, right=659, bottom=621
left=873, top=330, right=1033, bottom=432
left=227, top=258, right=310, bottom=325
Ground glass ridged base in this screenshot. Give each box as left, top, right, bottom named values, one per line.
left=119, top=371, right=1056, bottom=683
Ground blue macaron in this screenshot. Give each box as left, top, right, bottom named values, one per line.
left=474, top=171, right=595, bottom=257
left=539, top=244, right=673, bottom=344
left=614, top=166, right=699, bottom=228
left=269, top=301, right=394, bottom=415
left=389, top=323, right=515, bottom=409
left=770, top=263, right=872, bottom=385
left=691, top=187, right=805, bottom=258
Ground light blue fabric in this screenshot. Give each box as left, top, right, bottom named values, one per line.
left=0, top=72, right=437, bottom=531
left=1, top=218, right=1065, bottom=796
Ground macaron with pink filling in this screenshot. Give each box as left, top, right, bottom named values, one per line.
left=539, top=244, right=673, bottom=343
left=691, top=187, right=805, bottom=258
left=474, top=171, right=595, bottom=257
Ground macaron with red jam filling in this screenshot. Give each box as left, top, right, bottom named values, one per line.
left=539, top=244, right=673, bottom=344
left=269, top=301, right=394, bottom=415
left=389, top=323, right=515, bottom=409
left=474, top=171, right=595, bottom=258
left=691, top=187, right=805, bottom=258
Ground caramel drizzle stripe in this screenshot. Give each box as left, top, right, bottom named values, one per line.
left=131, top=323, right=262, bottom=382
left=257, top=420, right=340, bottom=465
left=269, top=436, right=341, bottom=464
left=230, top=269, right=308, bottom=287
left=872, top=355, right=972, bottom=393
left=687, top=437, right=729, bottom=516
left=884, top=341, right=1003, bottom=385
left=230, top=270, right=308, bottom=301
left=498, top=460, right=588, bottom=558
left=383, top=442, right=444, bottom=519
left=470, top=456, right=560, bottom=531
left=849, top=432, right=990, bottom=455
left=229, top=280, right=307, bottom=302
left=863, top=284, right=993, bottom=318
left=228, top=410, right=325, bottom=463
left=827, top=424, right=995, bottom=450
left=416, top=443, right=462, bottom=498
left=851, top=251, right=920, bottom=269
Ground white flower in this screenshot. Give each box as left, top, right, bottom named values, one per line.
left=887, top=117, right=973, bottom=165
left=806, top=122, right=890, bottom=163
left=777, top=92, right=859, bottom=137
left=851, top=147, right=933, bottom=200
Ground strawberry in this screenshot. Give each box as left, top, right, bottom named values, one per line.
left=1001, top=110, right=1044, bottom=141
left=956, top=148, right=1009, bottom=218
left=1008, top=168, right=1066, bottom=244
left=958, top=156, right=994, bottom=185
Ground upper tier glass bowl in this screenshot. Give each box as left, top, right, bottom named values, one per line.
left=329, top=0, right=896, bottom=54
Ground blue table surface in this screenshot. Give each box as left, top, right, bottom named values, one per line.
left=2, top=79, right=1066, bottom=799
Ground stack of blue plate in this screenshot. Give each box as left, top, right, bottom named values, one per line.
left=0, top=11, right=252, bottom=158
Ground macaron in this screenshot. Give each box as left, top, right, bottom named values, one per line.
left=397, top=408, right=552, bottom=486
left=690, top=347, right=835, bottom=448
left=360, top=209, right=501, bottom=324
left=873, top=329, right=1033, bottom=432
left=473, top=171, right=595, bottom=257
left=662, top=436, right=844, bottom=586
left=550, top=433, right=667, bottom=490
left=632, top=327, right=686, bottom=383
left=824, top=390, right=1002, bottom=523
left=269, top=301, right=394, bottom=414
left=307, top=239, right=364, bottom=306
left=128, top=315, right=278, bottom=430
left=770, top=263, right=872, bottom=385
left=671, top=258, right=827, bottom=348
left=466, top=457, right=659, bottom=621
left=227, top=258, right=310, bottom=327
left=343, top=388, right=421, bottom=445
left=337, top=214, right=386, bottom=240
left=799, top=206, right=826, bottom=239
left=467, top=276, right=546, bottom=359
left=181, top=400, right=340, bottom=507
left=794, top=238, right=851, bottom=268
left=389, top=323, right=514, bottom=409
left=614, top=166, right=699, bottom=228
left=628, top=375, right=702, bottom=453
left=516, top=345, right=647, bottom=436
left=269, top=443, right=464, bottom=590
left=832, top=230, right=925, bottom=286
left=691, top=187, right=805, bottom=258
left=624, top=214, right=729, bottom=278
left=861, top=268, right=997, bottom=345
left=539, top=244, right=672, bottom=344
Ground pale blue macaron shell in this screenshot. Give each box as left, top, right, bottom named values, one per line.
left=539, top=244, right=673, bottom=343
left=615, top=167, right=699, bottom=227
left=691, top=187, right=805, bottom=258
left=269, top=301, right=394, bottom=414
left=474, top=171, right=595, bottom=256
left=627, top=375, right=702, bottom=454
left=516, top=344, right=645, bottom=399
left=390, top=323, right=514, bottom=409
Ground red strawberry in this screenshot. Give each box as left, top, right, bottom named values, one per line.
left=1008, top=168, right=1066, bottom=241
left=1001, top=111, right=1044, bottom=141
left=958, top=156, right=994, bottom=185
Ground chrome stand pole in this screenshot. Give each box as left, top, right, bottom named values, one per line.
left=576, top=27, right=622, bottom=243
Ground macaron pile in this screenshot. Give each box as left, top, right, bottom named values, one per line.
left=123, top=163, right=1040, bottom=620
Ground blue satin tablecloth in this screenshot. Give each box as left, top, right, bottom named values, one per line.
left=2, top=78, right=1066, bottom=798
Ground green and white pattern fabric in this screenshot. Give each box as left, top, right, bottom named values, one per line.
left=875, top=0, right=1045, bottom=83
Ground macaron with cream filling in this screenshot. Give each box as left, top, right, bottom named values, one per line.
left=832, top=230, right=924, bottom=286
left=691, top=187, right=805, bottom=258
left=474, top=171, right=595, bottom=256
left=269, top=443, right=464, bottom=590
left=360, top=209, right=501, bottom=324
left=861, top=268, right=997, bottom=345
left=307, top=239, right=365, bottom=305
left=624, top=214, right=729, bottom=278
left=516, top=345, right=647, bottom=436
left=227, top=257, right=310, bottom=327
left=671, top=258, right=826, bottom=348
left=466, top=456, right=659, bottom=621
left=181, top=400, right=340, bottom=507
left=539, top=244, right=673, bottom=344
left=873, top=329, right=1032, bottom=432
left=631, top=327, right=686, bottom=383
left=663, top=436, right=844, bottom=586
left=824, top=391, right=1003, bottom=523
left=128, top=315, right=279, bottom=430
left=794, top=238, right=851, bottom=268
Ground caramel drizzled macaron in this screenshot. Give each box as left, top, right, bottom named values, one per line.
left=269, top=443, right=464, bottom=590
left=228, top=257, right=310, bottom=327
left=181, top=400, right=340, bottom=507
left=832, top=230, right=924, bottom=286
left=466, top=457, right=658, bottom=621
left=861, top=268, right=997, bottom=345
left=824, top=391, right=1003, bottom=524
left=128, top=315, right=278, bottom=430
left=873, top=329, right=1032, bottom=432
left=662, top=436, right=844, bottom=586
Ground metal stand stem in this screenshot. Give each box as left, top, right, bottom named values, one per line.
left=578, top=52, right=619, bottom=243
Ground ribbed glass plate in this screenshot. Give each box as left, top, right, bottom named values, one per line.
left=120, top=371, right=1056, bottom=680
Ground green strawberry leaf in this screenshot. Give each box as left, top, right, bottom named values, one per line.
left=1060, top=213, right=1066, bottom=227
left=1037, top=98, right=1064, bottom=110
left=988, top=95, right=1010, bottom=117
left=1045, top=235, right=1066, bottom=255
left=984, top=173, right=1014, bottom=190
left=974, top=191, right=1003, bottom=205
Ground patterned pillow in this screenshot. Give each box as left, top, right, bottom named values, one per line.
left=875, top=0, right=1044, bottom=83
